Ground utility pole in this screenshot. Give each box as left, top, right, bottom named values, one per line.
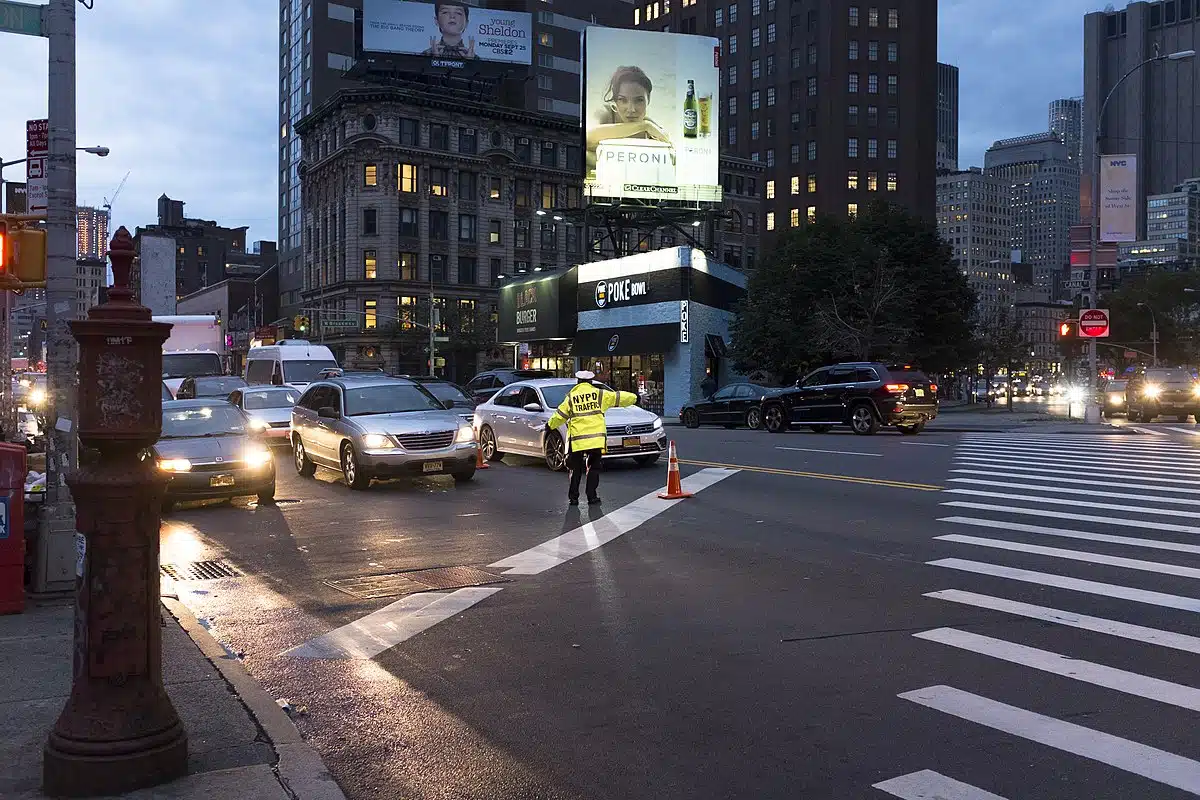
left=40, top=0, right=78, bottom=591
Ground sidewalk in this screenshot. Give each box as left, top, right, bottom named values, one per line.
left=0, top=596, right=345, bottom=800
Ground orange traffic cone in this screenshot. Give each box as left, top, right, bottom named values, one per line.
left=474, top=430, right=490, bottom=470
left=657, top=440, right=692, bottom=500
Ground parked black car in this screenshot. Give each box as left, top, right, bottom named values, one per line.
left=680, top=382, right=781, bottom=429
left=1125, top=367, right=1200, bottom=422
left=760, top=363, right=938, bottom=435
left=175, top=375, right=248, bottom=400
left=463, top=369, right=556, bottom=403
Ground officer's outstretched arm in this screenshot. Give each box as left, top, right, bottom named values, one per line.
left=547, top=397, right=571, bottom=429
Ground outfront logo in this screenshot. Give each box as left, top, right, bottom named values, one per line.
left=595, top=281, right=608, bottom=308
left=607, top=334, right=620, bottom=352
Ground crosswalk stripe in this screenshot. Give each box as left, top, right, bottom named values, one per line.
left=915, top=628, right=1200, bottom=712
left=944, top=489, right=1200, bottom=520
left=955, top=446, right=1200, bottom=470
left=924, top=589, right=1200, bottom=655
left=941, top=501, right=1200, bottom=535
left=937, top=534, right=1200, bottom=580
left=1130, top=426, right=1172, bottom=436
left=938, top=516, right=1200, bottom=557
left=1167, top=427, right=1200, bottom=437
left=950, top=469, right=1200, bottom=494
left=957, top=440, right=1200, bottom=458
left=873, top=769, right=1008, bottom=799
left=946, top=478, right=1200, bottom=507
left=929, top=558, right=1200, bottom=612
left=952, top=455, right=1200, bottom=480
left=964, top=434, right=1190, bottom=448
left=899, top=685, right=1200, bottom=794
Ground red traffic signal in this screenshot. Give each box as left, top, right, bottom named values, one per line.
left=0, top=218, right=6, bottom=272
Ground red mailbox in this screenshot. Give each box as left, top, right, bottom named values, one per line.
left=0, top=441, right=26, bottom=614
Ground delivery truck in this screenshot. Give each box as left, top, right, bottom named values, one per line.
left=154, top=315, right=224, bottom=397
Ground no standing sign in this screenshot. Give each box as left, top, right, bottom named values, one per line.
left=1079, top=308, right=1111, bottom=338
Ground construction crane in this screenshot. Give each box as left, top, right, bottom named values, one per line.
left=103, top=170, right=129, bottom=215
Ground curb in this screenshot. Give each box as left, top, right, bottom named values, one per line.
left=161, top=597, right=347, bottom=800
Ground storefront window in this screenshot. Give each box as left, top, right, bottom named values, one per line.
left=584, top=354, right=666, bottom=415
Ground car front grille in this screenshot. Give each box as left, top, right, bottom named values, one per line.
left=269, top=421, right=290, bottom=428
left=188, top=461, right=239, bottom=473
left=607, top=422, right=657, bottom=436
left=396, top=431, right=455, bottom=451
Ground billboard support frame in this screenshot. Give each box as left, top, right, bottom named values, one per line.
left=552, top=202, right=728, bottom=263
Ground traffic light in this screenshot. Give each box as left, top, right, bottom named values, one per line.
left=0, top=218, right=7, bottom=272
left=292, top=314, right=309, bottom=333
left=0, top=215, right=47, bottom=285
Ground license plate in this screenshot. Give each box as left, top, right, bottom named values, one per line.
left=210, top=474, right=234, bottom=487
left=422, top=461, right=443, bottom=473
left=622, top=436, right=641, bottom=449
left=915, top=388, right=925, bottom=397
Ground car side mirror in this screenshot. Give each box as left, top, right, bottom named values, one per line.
left=443, top=399, right=456, bottom=410
left=317, top=406, right=340, bottom=419
left=523, top=402, right=544, bottom=412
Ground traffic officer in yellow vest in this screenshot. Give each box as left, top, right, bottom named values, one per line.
left=546, top=370, right=638, bottom=505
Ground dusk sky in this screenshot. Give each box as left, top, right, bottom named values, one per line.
left=0, top=0, right=1097, bottom=248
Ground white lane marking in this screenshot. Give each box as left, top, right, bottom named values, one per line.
left=916, top=628, right=1200, bottom=712
left=941, top=501, right=1200, bottom=535
left=1131, top=426, right=1172, bottom=436
left=775, top=446, right=882, bottom=457
left=937, top=534, right=1200, bottom=580
left=1168, top=427, right=1200, bottom=437
left=964, top=434, right=1188, bottom=447
left=953, top=455, right=1200, bottom=480
left=929, top=558, right=1200, bottom=613
left=925, top=589, right=1200, bottom=656
left=944, top=489, right=1200, bottom=520
left=938, top=516, right=1200, bottom=557
left=954, top=446, right=1200, bottom=469
left=873, top=769, right=1008, bottom=799
left=950, top=468, right=1200, bottom=494
left=285, top=587, right=503, bottom=660
left=900, top=442, right=951, bottom=447
left=946, top=478, right=1200, bottom=507
left=899, top=685, right=1200, bottom=794
left=490, top=467, right=739, bottom=575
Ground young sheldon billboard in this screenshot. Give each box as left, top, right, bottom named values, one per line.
left=583, top=28, right=722, bottom=205
left=362, top=0, right=532, bottom=66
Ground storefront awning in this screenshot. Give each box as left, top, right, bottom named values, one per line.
left=575, top=323, right=679, bottom=357
left=705, top=333, right=728, bottom=358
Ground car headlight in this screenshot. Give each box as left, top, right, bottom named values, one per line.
left=1109, top=393, right=1123, bottom=403
left=29, top=388, right=46, bottom=405
left=1143, top=384, right=1162, bottom=398
left=456, top=425, right=475, bottom=443
left=652, top=417, right=663, bottom=429
left=360, top=433, right=395, bottom=449
left=247, top=418, right=270, bottom=432
left=1192, top=384, right=1200, bottom=397
left=1066, top=387, right=1085, bottom=403
left=243, top=447, right=273, bottom=468
left=158, top=458, right=192, bottom=473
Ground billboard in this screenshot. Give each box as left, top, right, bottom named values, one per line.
left=583, top=28, right=721, bottom=205
left=362, top=0, right=531, bottom=66
left=1100, top=154, right=1137, bottom=243
left=498, top=274, right=574, bottom=342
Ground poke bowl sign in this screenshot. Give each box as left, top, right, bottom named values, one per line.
left=1079, top=308, right=1110, bottom=338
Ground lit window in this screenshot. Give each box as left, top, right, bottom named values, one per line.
left=888, top=8, right=898, bottom=28
left=751, top=90, right=761, bottom=109
left=398, top=164, right=417, bottom=193
left=634, top=6, right=640, bottom=23
left=868, top=74, right=878, bottom=93
left=807, top=206, right=816, bottom=223
left=848, top=170, right=859, bottom=190
left=539, top=32, right=553, bottom=45
left=808, top=76, right=818, bottom=96
left=791, top=176, right=800, bottom=194
left=808, top=174, right=817, bottom=193
left=766, top=179, right=775, bottom=199
left=848, top=138, right=859, bottom=157
left=807, top=141, right=817, bottom=160
left=848, top=203, right=859, bottom=218
left=729, top=34, right=738, bottom=54
left=364, top=165, right=377, bottom=186
left=887, top=171, right=898, bottom=191
left=364, top=300, right=377, bottom=329
left=790, top=208, right=800, bottom=227
left=867, top=171, right=878, bottom=191
left=868, top=138, right=878, bottom=158
left=766, top=212, right=775, bottom=231
left=364, top=250, right=377, bottom=279
left=868, top=7, right=878, bottom=26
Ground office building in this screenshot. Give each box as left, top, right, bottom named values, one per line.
left=1117, top=176, right=1200, bottom=271
left=1048, top=97, right=1082, bottom=163
left=935, top=168, right=1013, bottom=320
left=634, top=0, right=939, bottom=227
left=74, top=258, right=106, bottom=319
left=75, top=206, right=110, bottom=261
left=1014, top=288, right=1072, bottom=375
left=984, top=133, right=1080, bottom=296
left=278, top=0, right=638, bottom=324
left=1083, top=2, right=1200, bottom=226
left=937, top=62, right=959, bottom=172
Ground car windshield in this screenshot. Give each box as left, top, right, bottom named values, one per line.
left=343, top=384, right=444, bottom=416
left=539, top=382, right=615, bottom=409
left=1144, top=369, right=1194, bottom=385
left=282, top=360, right=340, bottom=383
left=161, top=405, right=247, bottom=439
left=193, top=377, right=246, bottom=397
left=421, top=382, right=473, bottom=406
left=1108, top=381, right=1127, bottom=390
left=162, top=352, right=222, bottom=379
left=243, top=389, right=299, bottom=409
left=161, top=383, right=172, bottom=400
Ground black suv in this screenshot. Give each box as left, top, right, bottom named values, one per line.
left=1125, top=367, right=1200, bottom=422
left=760, top=363, right=938, bottom=435
left=463, top=369, right=555, bottom=403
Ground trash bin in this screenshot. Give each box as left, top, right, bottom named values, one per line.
left=0, top=442, right=27, bottom=614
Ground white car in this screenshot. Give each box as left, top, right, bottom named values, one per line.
left=473, top=378, right=666, bottom=471
left=228, top=386, right=300, bottom=445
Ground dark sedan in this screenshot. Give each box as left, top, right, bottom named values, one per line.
left=153, top=399, right=276, bottom=513
left=176, top=375, right=248, bottom=400
left=680, top=382, right=779, bottom=429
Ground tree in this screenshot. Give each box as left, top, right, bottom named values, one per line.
left=1104, top=271, right=1200, bottom=367
left=730, top=201, right=975, bottom=381
left=975, top=307, right=1029, bottom=409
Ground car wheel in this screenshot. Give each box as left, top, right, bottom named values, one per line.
left=683, top=409, right=700, bottom=428
left=1127, top=408, right=1141, bottom=423
left=340, top=443, right=371, bottom=490
left=293, top=436, right=316, bottom=477
left=898, top=422, right=925, bottom=435
left=452, top=466, right=476, bottom=483
left=849, top=404, right=880, bottom=435
left=809, top=425, right=832, bottom=434
left=544, top=432, right=568, bottom=472
left=745, top=407, right=763, bottom=430
left=763, top=404, right=786, bottom=433
left=257, top=482, right=276, bottom=504
left=479, top=425, right=503, bottom=461
left=634, top=454, right=660, bottom=467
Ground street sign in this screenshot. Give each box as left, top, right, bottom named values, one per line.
left=26, top=118, right=47, bottom=215
left=322, top=318, right=357, bottom=329
left=1078, top=308, right=1110, bottom=338
left=1124, top=350, right=1137, bottom=359
left=0, top=0, right=44, bottom=38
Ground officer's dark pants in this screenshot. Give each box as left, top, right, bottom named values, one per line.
left=567, top=448, right=603, bottom=501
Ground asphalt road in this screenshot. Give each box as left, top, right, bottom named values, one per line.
left=160, top=422, right=1200, bottom=799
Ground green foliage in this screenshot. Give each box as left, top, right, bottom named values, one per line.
left=730, top=201, right=976, bottom=382
left=1103, top=271, right=1200, bottom=366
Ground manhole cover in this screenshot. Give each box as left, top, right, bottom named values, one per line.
left=161, top=559, right=243, bottom=581
left=324, top=565, right=508, bottom=600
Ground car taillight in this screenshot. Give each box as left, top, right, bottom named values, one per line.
left=885, top=383, right=910, bottom=393
left=930, top=383, right=938, bottom=393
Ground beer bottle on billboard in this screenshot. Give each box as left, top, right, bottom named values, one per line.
left=683, top=80, right=698, bottom=138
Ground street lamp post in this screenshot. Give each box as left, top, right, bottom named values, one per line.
left=1087, top=48, right=1195, bottom=421
left=1137, top=301, right=1158, bottom=366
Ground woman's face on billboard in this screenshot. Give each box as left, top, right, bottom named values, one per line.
left=613, top=81, right=649, bottom=122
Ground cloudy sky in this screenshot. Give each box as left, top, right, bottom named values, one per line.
left=0, top=0, right=1098, bottom=247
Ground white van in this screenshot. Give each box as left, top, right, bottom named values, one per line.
left=244, top=340, right=339, bottom=390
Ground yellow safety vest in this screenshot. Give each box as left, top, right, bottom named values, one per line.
left=547, top=383, right=637, bottom=453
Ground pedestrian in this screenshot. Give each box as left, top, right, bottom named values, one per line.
left=700, top=370, right=717, bottom=399
left=545, top=370, right=637, bottom=506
